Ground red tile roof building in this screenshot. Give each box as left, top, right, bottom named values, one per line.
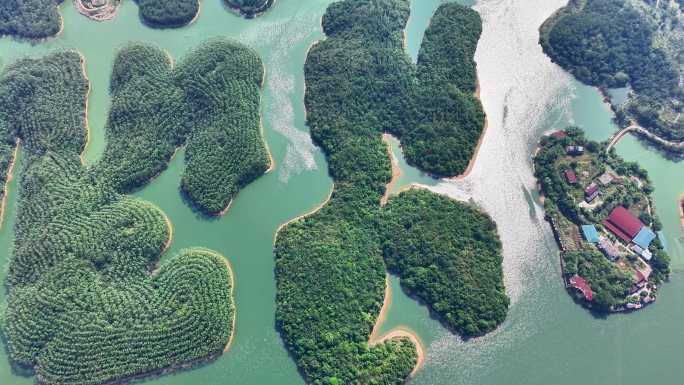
left=551, top=130, right=567, bottom=139
left=569, top=275, right=593, bottom=301
left=602, top=206, right=644, bottom=243
left=585, top=182, right=599, bottom=196
left=564, top=169, right=577, bottom=184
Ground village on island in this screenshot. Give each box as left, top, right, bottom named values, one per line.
left=534, top=128, right=670, bottom=312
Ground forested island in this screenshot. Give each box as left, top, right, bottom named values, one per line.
left=274, top=1, right=508, bottom=384
left=0, top=51, right=235, bottom=385
left=0, top=0, right=63, bottom=39
left=535, top=128, right=670, bottom=312
left=225, top=0, right=275, bottom=18
left=98, top=39, right=271, bottom=216
left=540, top=0, right=684, bottom=145
left=134, top=0, right=275, bottom=27
left=0, top=0, right=276, bottom=38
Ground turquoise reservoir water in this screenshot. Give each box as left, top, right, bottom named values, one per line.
left=2, top=1, right=684, bottom=385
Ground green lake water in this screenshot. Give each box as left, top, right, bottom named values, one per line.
left=2, top=1, right=684, bottom=385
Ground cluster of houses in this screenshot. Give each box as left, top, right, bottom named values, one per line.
left=563, top=157, right=615, bottom=205
left=560, top=143, right=660, bottom=309
left=576, top=206, right=659, bottom=309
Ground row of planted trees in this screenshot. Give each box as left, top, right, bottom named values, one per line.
left=0, top=48, right=235, bottom=385
left=97, top=39, right=270, bottom=216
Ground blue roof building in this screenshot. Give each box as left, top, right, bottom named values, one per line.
left=632, top=227, right=656, bottom=250
left=581, top=225, right=600, bottom=243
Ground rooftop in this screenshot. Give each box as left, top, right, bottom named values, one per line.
left=603, top=206, right=643, bottom=243
left=581, top=225, right=600, bottom=243
left=633, top=227, right=656, bottom=250
left=598, top=172, right=614, bottom=186
left=585, top=183, right=599, bottom=195
left=569, top=275, right=593, bottom=301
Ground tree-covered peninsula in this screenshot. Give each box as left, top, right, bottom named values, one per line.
left=381, top=190, right=508, bottom=336
left=540, top=0, right=684, bottom=143
left=535, top=128, right=670, bottom=312
left=97, top=39, right=271, bottom=216
left=0, top=0, right=63, bottom=39
left=274, top=1, right=508, bottom=384
left=0, top=51, right=235, bottom=385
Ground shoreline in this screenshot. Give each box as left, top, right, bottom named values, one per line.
left=260, top=63, right=276, bottom=174
left=217, top=197, right=235, bottom=217
left=161, top=213, right=174, bottom=255
left=449, top=75, right=488, bottom=181
left=0, top=142, right=20, bottom=231
left=678, top=193, right=684, bottom=234
left=368, top=275, right=425, bottom=377
left=187, top=0, right=202, bottom=26
left=369, top=275, right=392, bottom=342
left=78, top=53, right=92, bottom=166
left=393, top=182, right=433, bottom=198
left=381, top=134, right=402, bottom=206
left=222, top=257, right=237, bottom=353
left=273, top=186, right=333, bottom=246
left=225, top=0, right=278, bottom=19
left=302, top=40, right=321, bottom=123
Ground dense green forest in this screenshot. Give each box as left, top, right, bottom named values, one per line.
left=0, top=0, right=63, bottom=39
left=275, top=1, right=507, bottom=384
left=225, top=0, right=274, bottom=17
left=381, top=190, right=509, bottom=336
left=540, top=0, right=684, bottom=140
left=308, top=0, right=484, bottom=178
left=97, top=39, right=270, bottom=215
left=408, top=2, right=484, bottom=176
left=0, top=52, right=234, bottom=385
left=134, top=0, right=200, bottom=27
left=134, top=0, right=275, bottom=26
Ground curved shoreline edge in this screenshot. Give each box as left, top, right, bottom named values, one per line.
left=273, top=186, right=334, bottom=246
left=678, top=193, right=684, bottom=235
left=78, top=52, right=92, bottom=166
left=381, top=134, right=402, bottom=206
left=224, top=0, right=277, bottom=19
left=368, top=275, right=426, bottom=377
left=222, top=256, right=236, bottom=353
left=449, top=77, right=488, bottom=181
left=0, top=141, right=20, bottom=231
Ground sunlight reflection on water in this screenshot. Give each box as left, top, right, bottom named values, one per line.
left=408, top=0, right=580, bottom=383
